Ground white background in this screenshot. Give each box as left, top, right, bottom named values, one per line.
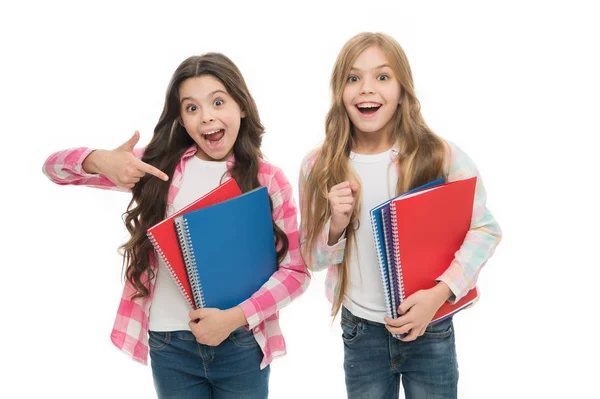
left=1, top=0, right=598, bottom=398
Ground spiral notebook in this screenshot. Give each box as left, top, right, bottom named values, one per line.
left=174, top=186, right=277, bottom=310
left=146, top=178, right=242, bottom=308
left=381, top=206, right=400, bottom=318
left=389, top=177, right=479, bottom=324
left=369, top=178, right=445, bottom=319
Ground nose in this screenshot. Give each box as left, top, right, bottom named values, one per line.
left=359, top=77, right=375, bottom=95
left=201, top=110, right=215, bottom=124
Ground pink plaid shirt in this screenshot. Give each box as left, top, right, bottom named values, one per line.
left=43, top=145, right=310, bottom=369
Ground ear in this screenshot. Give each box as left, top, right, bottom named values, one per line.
left=240, top=109, right=246, bottom=118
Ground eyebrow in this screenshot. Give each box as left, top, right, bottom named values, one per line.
left=350, top=64, right=391, bottom=72
left=180, top=89, right=228, bottom=103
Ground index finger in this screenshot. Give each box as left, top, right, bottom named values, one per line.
left=134, top=159, right=169, bottom=181
left=189, top=309, right=202, bottom=320
left=384, top=316, right=411, bottom=328
left=331, top=181, right=351, bottom=191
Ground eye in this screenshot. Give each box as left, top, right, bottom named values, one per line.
left=377, top=74, right=389, bottom=81
left=185, top=104, right=197, bottom=112
left=214, top=98, right=224, bottom=107
left=347, top=75, right=359, bottom=83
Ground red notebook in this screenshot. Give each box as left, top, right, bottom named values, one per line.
left=146, top=178, right=242, bottom=308
left=389, top=176, right=479, bottom=324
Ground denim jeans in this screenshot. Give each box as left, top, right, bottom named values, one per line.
left=149, top=328, right=270, bottom=399
left=341, top=307, right=459, bottom=399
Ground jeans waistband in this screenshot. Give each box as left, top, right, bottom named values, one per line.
left=341, top=306, right=387, bottom=327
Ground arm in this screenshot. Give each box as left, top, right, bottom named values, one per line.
left=298, top=151, right=347, bottom=272
left=436, top=142, right=503, bottom=304
left=42, top=131, right=167, bottom=191
left=43, top=147, right=144, bottom=192
left=384, top=142, right=502, bottom=340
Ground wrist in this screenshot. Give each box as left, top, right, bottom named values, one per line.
left=328, top=222, right=346, bottom=245
left=82, top=149, right=106, bottom=174
left=431, top=281, right=452, bottom=306
left=226, top=306, right=248, bottom=331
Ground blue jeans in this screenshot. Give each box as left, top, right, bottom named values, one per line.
left=341, top=307, right=459, bottom=399
left=149, top=328, right=270, bottom=399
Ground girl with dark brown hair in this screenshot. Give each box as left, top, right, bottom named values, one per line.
left=43, top=53, right=310, bottom=398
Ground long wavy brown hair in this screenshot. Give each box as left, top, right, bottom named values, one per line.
left=302, top=33, right=447, bottom=316
left=120, top=53, right=289, bottom=299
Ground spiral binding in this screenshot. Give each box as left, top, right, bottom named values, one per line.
left=147, top=231, right=195, bottom=308
left=389, top=202, right=405, bottom=303
left=369, top=209, right=394, bottom=320
left=175, top=217, right=206, bottom=308
left=380, top=208, right=397, bottom=319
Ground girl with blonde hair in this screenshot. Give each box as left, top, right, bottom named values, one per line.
left=299, top=32, right=502, bottom=398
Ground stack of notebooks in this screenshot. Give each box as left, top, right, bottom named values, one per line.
left=370, top=176, right=479, bottom=327
left=146, top=179, right=278, bottom=310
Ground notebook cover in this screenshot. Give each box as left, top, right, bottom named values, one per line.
left=174, top=186, right=277, bottom=309
left=146, top=178, right=242, bottom=308
left=390, top=177, right=479, bottom=324
left=369, top=205, right=394, bottom=319
left=369, top=178, right=445, bottom=320
left=381, top=206, right=399, bottom=318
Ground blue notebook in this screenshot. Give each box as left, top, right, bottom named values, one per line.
left=381, top=206, right=399, bottom=317
left=174, top=186, right=277, bottom=309
left=369, top=178, right=445, bottom=320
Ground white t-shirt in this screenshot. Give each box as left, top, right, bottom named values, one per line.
left=148, top=156, right=228, bottom=331
left=342, top=148, right=399, bottom=323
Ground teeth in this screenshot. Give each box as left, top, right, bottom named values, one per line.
left=357, top=103, right=381, bottom=109
left=203, top=129, right=221, bottom=136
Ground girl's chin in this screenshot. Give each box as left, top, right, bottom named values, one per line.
left=353, top=124, right=388, bottom=134
left=196, top=145, right=234, bottom=161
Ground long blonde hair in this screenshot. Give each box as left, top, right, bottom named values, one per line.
left=302, top=32, right=447, bottom=317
